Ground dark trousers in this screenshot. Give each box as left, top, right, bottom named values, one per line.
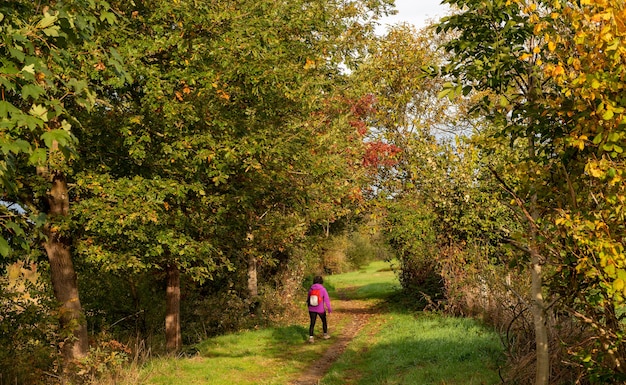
left=309, top=311, right=327, bottom=336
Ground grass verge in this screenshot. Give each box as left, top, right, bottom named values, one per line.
left=118, top=324, right=330, bottom=385
left=320, top=310, right=504, bottom=385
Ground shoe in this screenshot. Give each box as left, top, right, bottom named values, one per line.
left=323, top=333, right=330, bottom=340
left=308, top=336, right=314, bottom=343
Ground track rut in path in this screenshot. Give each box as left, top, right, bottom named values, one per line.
left=289, top=289, right=377, bottom=385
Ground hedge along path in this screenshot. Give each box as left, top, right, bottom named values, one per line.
left=289, top=287, right=378, bottom=385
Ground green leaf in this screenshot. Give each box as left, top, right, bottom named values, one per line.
left=29, top=104, right=48, bottom=121
left=11, top=139, right=30, bottom=154
left=41, top=129, right=71, bottom=148
left=0, top=138, right=29, bottom=154
left=0, top=236, right=10, bottom=257
left=9, top=47, right=26, bottom=62
left=602, top=109, right=614, bottom=120
left=0, top=101, right=21, bottom=118
left=437, top=87, right=452, bottom=99
left=29, top=213, right=46, bottom=227
left=21, top=64, right=35, bottom=74
left=28, top=148, right=47, bottom=165
left=592, top=134, right=603, bottom=145
left=0, top=63, right=20, bottom=75
left=6, top=221, right=25, bottom=237
left=100, top=11, right=116, bottom=25
left=37, top=12, right=57, bottom=29
left=43, top=26, right=60, bottom=37
left=21, top=84, right=45, bottom=100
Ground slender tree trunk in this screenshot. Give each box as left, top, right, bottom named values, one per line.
left=245, top=231, right=258, bottom=298
left=247, top=253, right=258, bottom=297
left=530, top=245, right=549, bottom=385
left=43, top=172, right=89, bottom=361
left=165, top=263, right=181, bottom=353
left=528, top=137, right=549, bottom=385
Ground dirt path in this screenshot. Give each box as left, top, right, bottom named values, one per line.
left=289, top=289, right=377, bottom=385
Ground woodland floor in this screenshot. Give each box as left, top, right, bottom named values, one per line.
left=289, top=287, right=378, bottom=385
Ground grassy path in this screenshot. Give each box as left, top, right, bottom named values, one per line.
left=113, top=260, right=504, bottom=384
left=290, top=290, right=375, bottom=385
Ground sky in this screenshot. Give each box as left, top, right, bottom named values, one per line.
left=375, top=0, right=450, bottom=34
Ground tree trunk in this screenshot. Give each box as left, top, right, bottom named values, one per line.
left=165, top=263, right=181, bottom=353
left=528, top=136, right=549, bottom=385
left=245, top=231, right=258, bottom=298
left=43, top=172, right=89, bottom=361
left=247, top=253, right=258, bottom=298
left=530, top=245, right=549, bottom=385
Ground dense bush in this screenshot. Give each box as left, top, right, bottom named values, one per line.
left=0, top=262, right=59, bottom=384
left=382, top=197, right=443, bottom=303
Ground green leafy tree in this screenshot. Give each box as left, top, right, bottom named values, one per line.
left=0, top=0, right=117, bottom=363
left=72, top=0, right=391, bottom=353
left=437, top=1, right=556, bottom=381
left=439, top=0, right=626, bottom=381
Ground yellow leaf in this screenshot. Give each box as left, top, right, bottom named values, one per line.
left=304, top=58, right=316, bottom=70
left=603, top=109, right=614, bottom=120
left=553, top=65, right=564, bottom=76
left=615, top=278, right=625, bottom=292
left=548, top=41, right=556, bottom=51
left=617, top=10, right=626, bottom=35
left=217, top=89, right=230, bottom=100
left=585, top=162, right=604, bottom=178
left=7, top=262, right=21, bottom=282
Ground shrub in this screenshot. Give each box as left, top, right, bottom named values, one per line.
left=0, top=261, right=60, bottom=384
left=346, top=231, right=389, bottom=268
left=69, top=336, right=131, bottom=384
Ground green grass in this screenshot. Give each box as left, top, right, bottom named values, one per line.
left=110, top=259, right=504, bottom=385
left=131, top=325, right=326, bottom=385
left=320, top=313, right=504, bottom=385
left=325, top=259, right=400, bottom=301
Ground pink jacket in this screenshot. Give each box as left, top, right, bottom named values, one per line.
left=308, top=283, right=332, bottom=313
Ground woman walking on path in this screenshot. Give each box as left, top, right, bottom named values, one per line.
left=307, top=276, right=332, bottom=343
